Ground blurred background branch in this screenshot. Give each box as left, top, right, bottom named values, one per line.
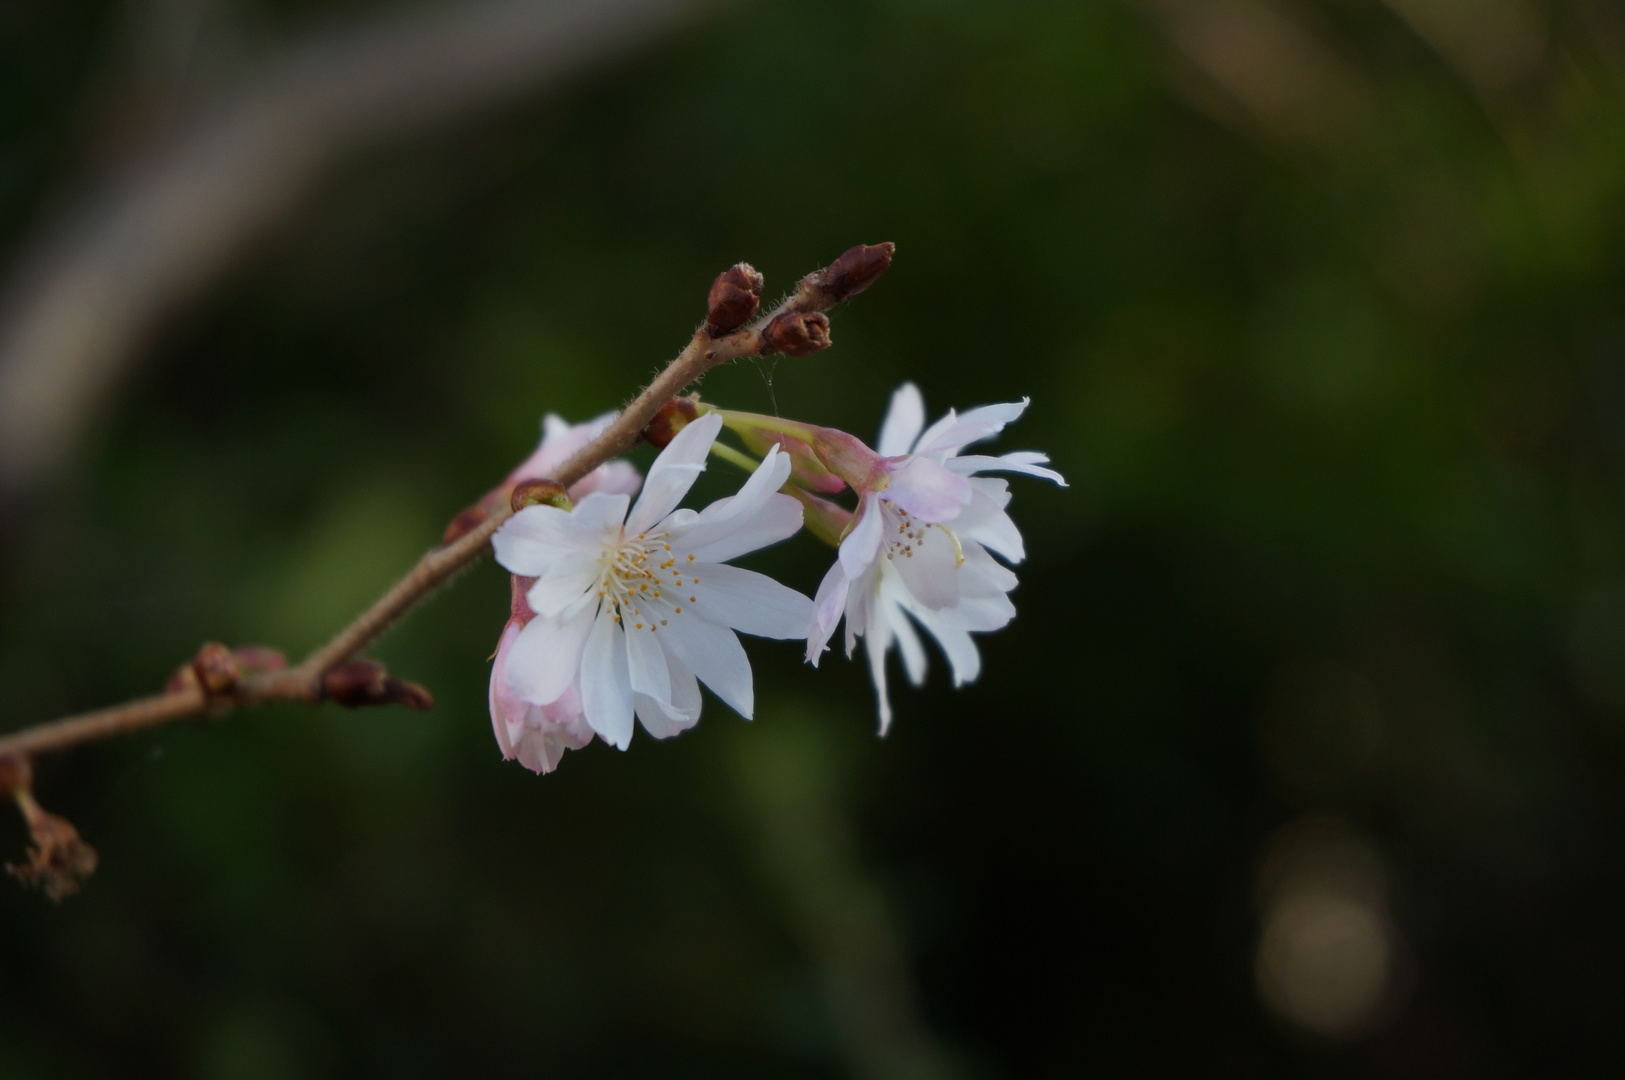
left=0, top=0, right=706, bottom=501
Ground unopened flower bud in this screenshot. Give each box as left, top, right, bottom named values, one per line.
left=789, top=489, right=853, bottom=548
left=817, top=242, right=895, bottom=302
left=706, top=263, right=763, bottom=335
left=737, top=430, right=845, bottom=494
left=642, top=395, right=701, bottom=448
left=510, top=479, right=570, bottom=513
left=322, top=660, right=435, bottom=711
left=191, top=642, right=238, bottom=696
left=762, top=311, right=831, bottom=356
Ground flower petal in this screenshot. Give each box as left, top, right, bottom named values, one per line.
left=580, top=605, right=635, bottom=750
left=489, top=620, right=525, bottom=759
left=864, top=631, right=894, bottom=736
left=492, top=505, right=587, bottom=576
left=503, top=601, right=596, bottom=707
left=637, top=643, right=703, bottom=739
left=888, top=602, right=929, bottom=687
left=685, top=563, right=813, bottom=639
left=913, top=399, right=1030, bottom=455
left=948, top=451, right=1066, bottom=486
left=960, top=542, right=1019, bottom=598
left=677, top=494, right=804, bottom=565
left=906, top=603, right=983, bottom=686
left=625, top=619, right=682, bottom=717
left=575, top=460, right=644, bottom=499
left=890, top=522, right=961, bottom=610
left=838, top=492, right=885, bottom=578
left=876, top=382, right=926, bottom=457
left=886, top=457, right=973, bottom=522
left=954, top=481, right=1025, bottom=563
left=569, top=492, right=632, bottom=546
left=626, top=412, right=722, bottom=534
left=806, top=561, right=848, bottom=664
left=659, top=612, right=753, bottom=719
left=526, top=550, right=604, bottom=618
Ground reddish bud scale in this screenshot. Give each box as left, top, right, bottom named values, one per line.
left=762, top=311, right=831, bottom=356
left=322, top=660, right=435, bottom=711
left=706, top=263, right=764, bottom=336
left=510, top=574, right=538, bottom=622
left=642, top=395, right=701, bottom=449
left=816, top=242, right=895, bottom=302
left=192, top=642, right=239, bottom=696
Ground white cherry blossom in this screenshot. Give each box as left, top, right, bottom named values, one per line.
left=486, top=411, right=644, bottom=773
left=492, top=412, right=812, bottom=751
left=806, top=383, right=1065, bottom=732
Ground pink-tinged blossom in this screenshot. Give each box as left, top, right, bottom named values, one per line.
left=491, top=413, right=813, bottom=752
left=506, top=411, right=643, bottom=503
left=806, top=383, right=1066, bottom=733
left=489, top=605, right=595, bottom=774
left=486, top=412, right=643, bottom=773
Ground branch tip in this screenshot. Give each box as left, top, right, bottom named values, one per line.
left=5, top=778, right=97, bottom=902
left=806, top=241, right=895, bottom=306
left=321, top=660, right=435, bottom=711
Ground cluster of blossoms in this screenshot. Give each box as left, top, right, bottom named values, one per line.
left=485, top=385, right=1065, bottom=773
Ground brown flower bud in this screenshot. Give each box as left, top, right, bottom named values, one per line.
left=762, top=311, right=832, bottom=356
left=191, top=642, right=239, bottom=696
left=642, top=395, right=701, bottom=448
left=706, top=263, right=764, bottom=335
left=510, top=479, right=570, bottom=513
left=321, top=660, right=435, bottom=711
left=817, top=242, right=895, bottom=303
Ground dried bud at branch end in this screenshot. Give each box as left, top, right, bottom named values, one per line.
left=762, top=311, right=832, bottom=356
left=816, top=242, right=895, bottom=303
left=6, top=789, right=97, bottom=902
left=706, top=263, right=763, bottom=336
left=192, top=642, right=238, bottom=695
left=322, top=660, right=435, bottom=711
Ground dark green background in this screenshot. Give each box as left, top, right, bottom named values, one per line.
left=4, top=0, right=1625, bottom=1075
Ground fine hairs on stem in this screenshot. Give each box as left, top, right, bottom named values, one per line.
left=0, top=242, right=895, bottom=900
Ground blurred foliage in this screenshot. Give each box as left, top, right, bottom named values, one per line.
left=4, top=0, right=1625, bottom=1075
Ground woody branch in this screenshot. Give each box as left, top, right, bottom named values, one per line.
left=0, top=242, right=893, bottom=898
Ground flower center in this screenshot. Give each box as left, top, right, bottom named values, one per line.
left=882, top=502, right=964, bottom=567
left=595, top=530, right=698, bottom=633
